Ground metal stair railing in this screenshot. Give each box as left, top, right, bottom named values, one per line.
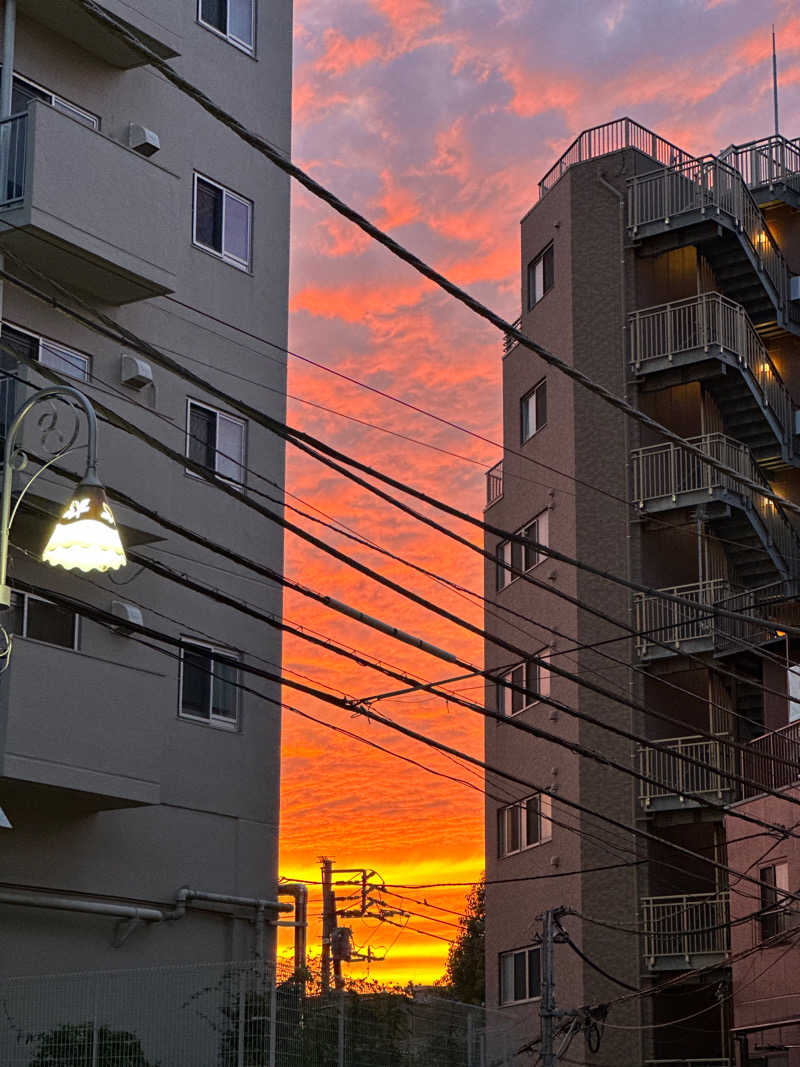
left=712, top=582, right=785, bottom=655
left=539, top=116, right=693, bottom=198
left=630, top=433, right=800, bottom=581
left=719, top=134, right=800, bottom=192
left=628, top=292, right=793, bottom=446
left=638, top=734, right=736, bottom=805
left=641, top=892, right=730, bottom=963
left=741, top=719, right=800, bottom=798
left=627, top=155, right=790, bottom=316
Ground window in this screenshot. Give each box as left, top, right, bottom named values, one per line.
left=1, top=323, right=90, bottom=382
left=198, top=0, right=255, bottom=53
left=759, top=862, right=790, bottom=940
left=187, top=400, right=246, bottom=485
left=179, top=639, right=240, bottom=727
left=193, top=174, right=252, bottom=269
left=499, top=945, right=541, bottom=1005
left=496, top=510, right=549, bottom=590
left=496, top=654, right=550, bottom=716
left=8, top=72, right=98, bottom=128
left=9, top=590, right=78, bottom=650
left=498, top=793, right=553, bottom=857
left=521, top=380, right=547, bottom=442
left=527, top=244, right=554, bottom=309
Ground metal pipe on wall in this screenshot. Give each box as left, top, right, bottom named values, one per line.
left=278, top=881, right=308, bottom=972
left=0, top=0, right=16, bottom=120
left=0, top=888, right=164, bottom=922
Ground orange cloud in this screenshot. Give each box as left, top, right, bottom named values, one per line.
left=291, top=279, right=432, bottom=323
left=314, top=29, right=384, bottom=76
left=367, top=0, right=443, bottom=47
left=373, top=169, right=420, bottom=229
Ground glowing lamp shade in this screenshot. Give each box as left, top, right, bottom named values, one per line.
left=42, top=482, right=126, bottom=573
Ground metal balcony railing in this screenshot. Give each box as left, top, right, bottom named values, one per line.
left=712, top=582, right=787, bottom=655
left=638, top=735, right=736, bottom=807
left=635, top=579, right=724, bottom=657
left=503, top=318, right=521, bottom=357
left=719, top=134, right=800, bottom=191
left=630, top=433, right=800, bottom=580
left=642, top=892, right=730, bottom=964
left=627, top=156, right=791, bottom=313
left=741, top=720, right=800, bottom=798
left=538, top=117, right=693, bottom=198
left=628, top=292, right=793, bottom=445
left=486, top=460, right=503, bottom=507
left=0, top=112, right=27, bottom=207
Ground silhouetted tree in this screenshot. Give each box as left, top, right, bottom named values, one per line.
left=437, top=875, right=485, bottom=1004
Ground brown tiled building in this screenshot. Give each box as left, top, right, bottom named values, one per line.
left=485, top=118, right=800, bottom=1065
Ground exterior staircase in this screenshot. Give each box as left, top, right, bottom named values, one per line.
left=627, top=156, right=800, bottom=338
left=719, top=135, right=800, bottom=210
left=629, top=292, right=796, bottom=469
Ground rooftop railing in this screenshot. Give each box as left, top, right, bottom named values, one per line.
left=627, top=156, right=790, bottom=314
left=719, top=134, right=800, bottom=190
left=539, top=117, right=693, bottom=198
left=486, top=460, right=503, bottom=508
left=503, top=317, right=521, bottom=357
left=642, top=892, right=729, bottom=965
left=638, top=734, right=736, bottom=807
left=628, top=292, right=793, bottom=446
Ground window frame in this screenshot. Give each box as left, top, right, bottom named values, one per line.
left=496, top=653, right=550, bottom=717
left=197, top=0, right=256, bottom=56
left=759, top=862, right=790, bottom=941
left=496, top=509, right=549, bottom=591
left=178, top=637, right=241, bottom=730
left=499, top=945, right=542, bottom=1006
left=497, top=793, right=553, bottom=857
left=527, top=243, right=554, bottom=310
left=192, top=172, right=253, bottom=271
left=1, top=321, right=90, bottom=382
left=521, top=379, right=547, bottom=443
left=185, top=398, right=247, bottom=488
left=10, top=589, right=79, bottom=651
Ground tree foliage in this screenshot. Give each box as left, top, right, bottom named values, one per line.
left=28, top=1022, right=157, bottom=1067
left=437, top=875, right=485, bottom=1004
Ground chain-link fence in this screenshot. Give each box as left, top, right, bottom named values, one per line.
left=0, top=960, right=521, bottom=1066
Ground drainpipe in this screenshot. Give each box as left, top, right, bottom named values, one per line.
left=0, top=888, right=164, bottom=922
left=277, top=882, right=308, bottom=974
left=1, top=0, right=15, bottom=119
left=171, top=887, right=292, bottom=962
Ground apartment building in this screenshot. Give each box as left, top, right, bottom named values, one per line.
left=485, top=118, right=800, bottom=1064
left=0, top=0, right=293, bottom=974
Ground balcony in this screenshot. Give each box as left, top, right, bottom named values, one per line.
left=629, top=293, right=795, bottom=467
left=720, top=135, right=800, bottom=209
left=0, top=637, right=164, bottom=811
left=17, top=0, right=181, bottom=69
left=635, top=580, right=782, bottom=661
left=741, top=720, right=800, bottom=799
left=642, top=892, right=729, bottom=970
left=486, top=461, right=503, bottom=508
left=638, top=735, right=736, bottom=811
left=503, top=317, right=521, bottom=357
left=0, top=101, right=178, bottom=305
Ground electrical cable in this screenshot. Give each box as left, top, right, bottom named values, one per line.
left=72, top=0, right=800, bottom=531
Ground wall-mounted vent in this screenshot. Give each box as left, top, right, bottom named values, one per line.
left=121, top=353, right=153, bottom=389
left=127, top=123, right=160, bottom=157
left=111, top=601, right=144, bottom=632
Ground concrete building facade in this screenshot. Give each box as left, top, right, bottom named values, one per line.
left=484, top=119, right=800, bottom=1064
left=0, top=0, right=293, bottom=974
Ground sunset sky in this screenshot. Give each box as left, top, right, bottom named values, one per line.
left=279, top=0, right=800, bottom=985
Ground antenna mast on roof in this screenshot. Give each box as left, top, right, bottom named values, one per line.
left=772, top=24, right=780, bottom=137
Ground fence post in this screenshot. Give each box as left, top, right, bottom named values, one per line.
left=337, top=992, right=345, bottom=1067
left=90, top=979, right=100, bottom=1067
left=237, top=970, right=246, bottom=1067
left=268, top=965, right=277, bottom=1067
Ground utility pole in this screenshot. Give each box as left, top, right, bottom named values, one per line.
left=539, top=907, right=566, bottom=1067
left=320, top=857, right=337, bottom=994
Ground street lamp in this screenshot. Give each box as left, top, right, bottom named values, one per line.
left=0, top=385, right=126, bottom=607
